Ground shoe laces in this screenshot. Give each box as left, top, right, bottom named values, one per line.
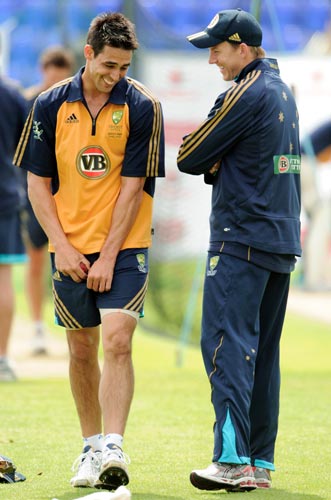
left=216, top=463, right=253, bottom=477
left=71, top=447, right=101, bottom=473
left=103, top=444, right=131, bottom=465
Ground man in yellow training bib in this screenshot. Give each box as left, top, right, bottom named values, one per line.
left=15, top=11, right=165, bottom=491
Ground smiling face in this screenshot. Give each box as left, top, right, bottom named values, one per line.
left=83, top=44, right=132, bottom=94
left=208, top=41, right=251, bottom=81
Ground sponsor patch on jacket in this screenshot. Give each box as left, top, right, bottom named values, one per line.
left=273, top=155, right=301, bottom=174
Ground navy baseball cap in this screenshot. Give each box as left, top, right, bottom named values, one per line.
left=187, top=9, right=262, bottom=48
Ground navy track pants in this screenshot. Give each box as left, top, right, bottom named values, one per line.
left=201, top=252, right=290, bottom=470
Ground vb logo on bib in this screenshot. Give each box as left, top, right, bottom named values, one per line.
left=76, top=146, right=110, bottom=179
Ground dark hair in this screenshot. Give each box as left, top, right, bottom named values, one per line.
left=87, top=12, right=139, bottom=55
left=39, top=46, right=75, bottom=70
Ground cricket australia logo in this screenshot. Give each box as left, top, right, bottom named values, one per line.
left=112, top=110, right=123, bottom=124
left=136, top=253, right=147, bottom=273
left=76, top=145, right=110, bottom=179
left=33, top=121, right=43, bottom=141
left=207, top=255, right=220, bottom=276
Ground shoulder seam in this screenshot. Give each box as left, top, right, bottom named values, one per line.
left=127, top=78, right=163, bottom=176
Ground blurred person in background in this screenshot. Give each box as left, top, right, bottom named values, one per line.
left=178, top=8, right=301, bottom=492
left=22, top=46, right=76, bottom=355
left=15, top=11, right=164, bottom=491
left=300, top=120, right=331, bottom=291
left=0, top=74, right=28, bottom=381
left=24, top=45, right=76, bottom=103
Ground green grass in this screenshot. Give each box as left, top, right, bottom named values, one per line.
left=1, top=310, right=331, bottom=500
left=12, top=263, right=55, bottom=330
left=143, top=259, right=205, bottom=342
left=4, top=264, right=331, bottom=499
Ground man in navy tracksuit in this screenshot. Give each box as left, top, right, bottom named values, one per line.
left=177, top=9, right=301, bottom=492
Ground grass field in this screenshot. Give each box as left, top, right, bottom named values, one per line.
left=1, top=298, right=330, bottom=499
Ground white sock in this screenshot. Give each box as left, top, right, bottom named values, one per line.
left=104, top=433, right=123, bottom=450
left=83, top=433, right=103, bottom=452
left=34, top=321, right=45, bottom=336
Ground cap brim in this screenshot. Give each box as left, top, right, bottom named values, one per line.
left=187, top=31, right=224, bottom=48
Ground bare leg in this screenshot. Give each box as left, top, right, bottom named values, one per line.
left=0, top=264, right=14, bottom=356
left=99, top=312, right=137, bottom=435
left=25, top=245, right=48, bottom=324
left=66, top=327, right=102, bottom=436
left=304, top=200, right=331, bottom=290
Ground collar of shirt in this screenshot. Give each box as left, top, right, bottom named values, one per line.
left=236, top=57, right=280, bottom=83
left=67, top=66, right=128, bottom=105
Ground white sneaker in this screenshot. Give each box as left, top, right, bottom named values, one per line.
left=190, top=462, right=256, bottom=491
left=95, top=444, right=130, bottom=490
left=0, top=358, right=16, bottom=382
left=31, top=333, right=48, bottom=356
left=70, top=446, right=101, bottom=488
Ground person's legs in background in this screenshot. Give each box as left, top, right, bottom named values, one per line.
left=0, top=212, right=27, bottom=381
left=25, top=244, right=49, bottom=354
left=23, top=205, right=49, bottom=355
left=0, top=264, right=16, bottom=381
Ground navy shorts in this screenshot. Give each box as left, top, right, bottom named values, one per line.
left=51, top=248, right=149, bottom=329
left=21, top=203, right=48, bottom=249
left=0, top=212, right=27, bottom=264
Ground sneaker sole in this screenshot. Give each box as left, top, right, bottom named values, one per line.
left=190, top=472, right=256, bottom=492
left=70, top=478, right=94, bottom=488
left=256, top=481, right=272, bottom=489
left=228, top=483, right=258, bottom=492
left=96, top=466, right=129, bottom=490
left=32, top=348, right=48, bottom=356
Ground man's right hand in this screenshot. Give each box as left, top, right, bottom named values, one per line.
left=54, top=244, right=90, bottom=282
